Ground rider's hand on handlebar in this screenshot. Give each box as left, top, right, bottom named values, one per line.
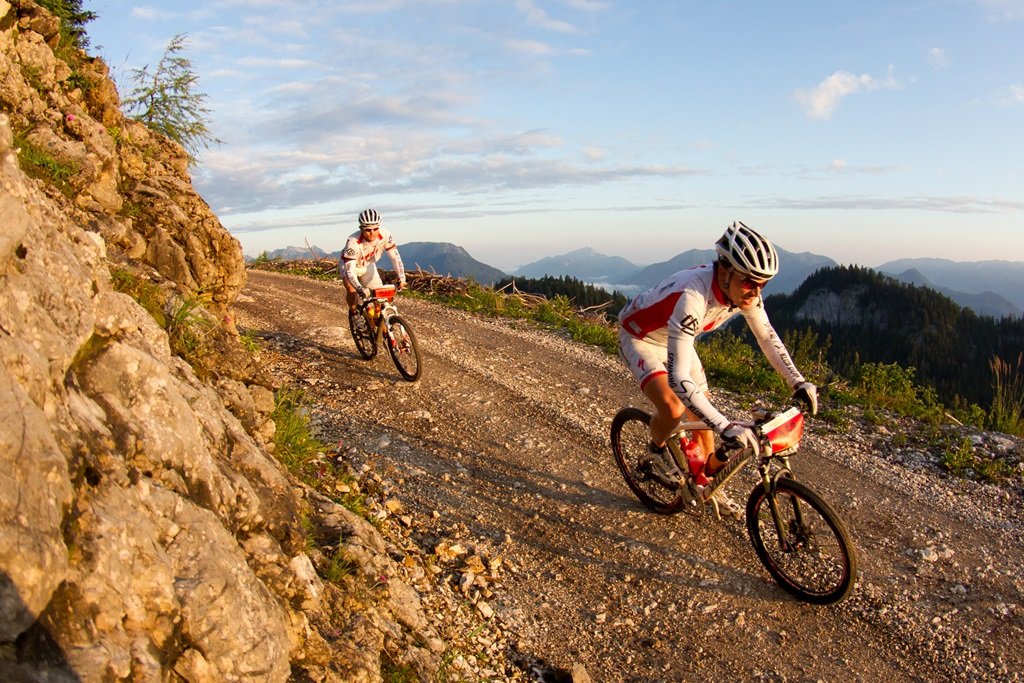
left=356, top=286, right=369, bottom=301
left=792, top=381, right=818, bottom=415
left=396, top=280, right=406, bottom=292
left=723, top=422, right=761, bottom=457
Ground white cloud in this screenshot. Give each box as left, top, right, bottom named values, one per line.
left=516, top=0, right=577, bottom=32
left=977, top=0, right=1024, bottom=20
left=761, top=194, right=1024, bottom=214
left=131, top=6, right=176, bottom=20
left=506, top=39, right=555, bottom=56
left=793, top=67, right=899, bottom=120
left=1002, top=84, right=1024, bottom=104
left=823, top=160, right=902, bottom=175
left=563, top=0, right=609, bottom=10
left=927, top=48, right=951, bottom=68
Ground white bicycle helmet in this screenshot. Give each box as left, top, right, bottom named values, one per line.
left=715, top=221, right=779, bottom=280
left=358, top=208, right=381, bottom=226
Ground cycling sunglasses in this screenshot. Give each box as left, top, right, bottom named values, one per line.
left=738, top=276, right=767, bottom=290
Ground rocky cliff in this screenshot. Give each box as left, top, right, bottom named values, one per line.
left=0, top=1, right=454, bottom=680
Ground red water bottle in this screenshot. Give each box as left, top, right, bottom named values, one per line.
left=682, top=436, right=709, bottom=486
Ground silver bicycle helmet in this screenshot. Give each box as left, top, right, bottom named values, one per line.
left=358, top=208, right=381, bottom=226
left=715, top=221, right=779, bottom=280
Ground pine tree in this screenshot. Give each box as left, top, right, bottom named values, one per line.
left=121, top=34, right=222, bottom=164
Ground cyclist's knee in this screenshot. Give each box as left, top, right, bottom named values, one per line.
left=661, top=401, right=686, bottom=423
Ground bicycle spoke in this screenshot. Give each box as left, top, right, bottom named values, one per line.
left=746, top=479, right=856, bottom=604
left=385, top=315, right=422, bottom=381
left=610, top=409, right=687, bottom=514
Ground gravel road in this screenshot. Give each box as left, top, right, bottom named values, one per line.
left=235, top=269, right=1023, bottom=683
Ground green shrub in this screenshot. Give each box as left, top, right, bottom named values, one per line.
left=941, top=437, right=974, bottom=476
left=110, top=267, right=166, bottom=325
left=989, top=354, right=1024, bottom=437
left=850, top=362, right=944, bottom=423
left=700, top=330, right=786, bottom=396
left=165, top=294, right=215, bottom=372
left=13, top=131, right=79, bottom=197
left=324, top=548, right=358, bottom=584
left=271, top=387, right=327, bottom=476
left=942, top=436, right=1015, bottom=483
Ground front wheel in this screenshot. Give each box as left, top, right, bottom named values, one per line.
left=384, top=315, right=422, bottom=381
left=348, top=309, right=376, bottom=359
left=610, top=408, right=687, bottom=514
left=745, top=477, right=857, bottom=604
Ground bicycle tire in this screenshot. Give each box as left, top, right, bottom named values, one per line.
left=348, top=309, right=376, bottom=360
left=610, top=408, right=687, bottom=515
left=745, top=477, right=857, bottom=604
left=384, top=315, right=422, bottom=382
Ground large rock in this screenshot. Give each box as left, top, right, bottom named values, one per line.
left=0, top=103, right=300, bottom=679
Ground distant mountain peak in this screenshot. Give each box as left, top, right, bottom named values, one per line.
left=895, top=268, right=932, bottom=287
left=513, top=247, right=639, bottom=283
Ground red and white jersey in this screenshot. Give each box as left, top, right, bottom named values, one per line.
left=339, top=228, right=406, bottom=289
left=618, top=263, right=804, bottom=431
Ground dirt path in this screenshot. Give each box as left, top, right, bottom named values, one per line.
left=234, top=270, right=1023, bottom=683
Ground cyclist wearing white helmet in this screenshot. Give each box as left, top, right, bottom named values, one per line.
left=618, top=221, right=818, bottom=493
left=339, top=209, right=407, bottom=311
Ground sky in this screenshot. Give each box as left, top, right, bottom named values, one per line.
left=82, top=0, right=1024, bottom=271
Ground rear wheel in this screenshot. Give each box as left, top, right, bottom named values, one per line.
left=746, top=477, right=857, bottom=604
left=385, top=315, right=422, bottom=381
left=610, top=408, right=687, bottom=514
left=348, top=309, right=376, bottom=359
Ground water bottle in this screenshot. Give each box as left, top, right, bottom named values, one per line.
left=681, top=437, right=712, bottom=486
left=682, top=436, right=705, bottom=477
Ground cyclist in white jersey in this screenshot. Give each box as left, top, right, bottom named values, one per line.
left=339, top=209, right=407, bottom=312
left=618, top=221, right=818, bottom=489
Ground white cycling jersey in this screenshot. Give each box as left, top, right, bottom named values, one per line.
left=618, top=263, right=805, bottom=432
left=338, top=227, right=406, bottom=292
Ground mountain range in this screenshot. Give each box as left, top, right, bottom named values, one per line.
left=249, top=242, right=505, bottom=284
left=249, top=244, right=1024, bottom=319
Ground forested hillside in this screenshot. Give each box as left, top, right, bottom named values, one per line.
left=496, top=274, right=629, bottom=317
left=765, top=265, right=1024, bottom=410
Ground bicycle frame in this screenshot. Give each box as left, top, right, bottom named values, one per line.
left=664, top=407, right=801, bottom=517
left=361, top=297, right=400, bottom=347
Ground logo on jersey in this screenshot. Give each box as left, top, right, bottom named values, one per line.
left=678, top=314, right=699, bottom=336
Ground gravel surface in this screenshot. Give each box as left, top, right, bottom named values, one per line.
left=235, top=270, right=1024, bottom=683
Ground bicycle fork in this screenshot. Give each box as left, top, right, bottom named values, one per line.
left=756, top=459, right=807, bottom=552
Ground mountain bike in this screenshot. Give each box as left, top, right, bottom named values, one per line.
left=610, top=402, right=857, bottom=604
left=348, top=285, right=423, bottom=382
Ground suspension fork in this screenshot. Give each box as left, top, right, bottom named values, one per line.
left=379, top=304, right=400, bottom=348
left=757, top=457, right=803, bottom=552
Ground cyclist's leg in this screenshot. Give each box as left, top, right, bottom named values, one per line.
left=619, top=330, right=680, bottom=446
left=642, top=374, right=685, bottom=446
left=350, top=269, right=382, bottom=311
left=626, top=334, right=714, bottom=456
left=363, top=266, right=384, bottom=292
left=344, top=282, right=360, bottom=311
